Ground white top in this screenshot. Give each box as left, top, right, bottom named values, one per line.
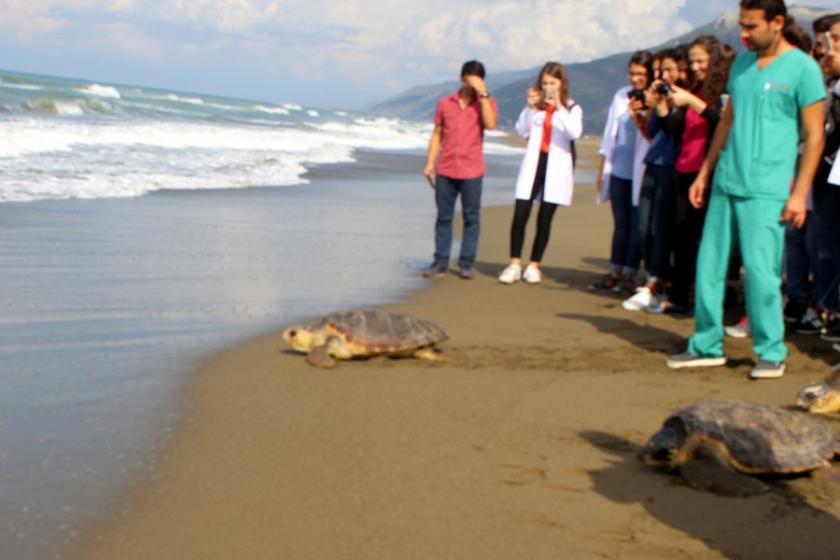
left=598, top=85, right=650, bottom=206
left=513, top=101, right=583, bottom=206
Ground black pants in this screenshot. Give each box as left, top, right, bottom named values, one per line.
left=669, top=171, right=707, bottom=308
left=510, top=152, right=559, bottom=262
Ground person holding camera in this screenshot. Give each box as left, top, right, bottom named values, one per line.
left=621, top=48, right=685, bottom=310
left=590, top=51, right=653, bottom=293
left=498, top=62, right=583, bottom=284
left=423, top=60, right=498, bottom=280
left=648, top=36, right=727, bottom=316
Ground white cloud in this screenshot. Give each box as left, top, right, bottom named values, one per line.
left=2, top=0, right=838, bottom=99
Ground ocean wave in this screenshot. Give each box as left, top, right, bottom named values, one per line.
left=163, top=94, right=205, bottom=105
left=306, top=109, right=319, bottom=117
left=78, top=84, right=121, bottom=99
left=0, top=82, right=44, bottom=91
left=21, top=98, right=113, bottom=116
left=253, top=105, right=290, bottom=115
left=282, top=103, right=302, bottom=111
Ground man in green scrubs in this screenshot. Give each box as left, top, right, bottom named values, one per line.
left=667, top=0, right=826, bottom=378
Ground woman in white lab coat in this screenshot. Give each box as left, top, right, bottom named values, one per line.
left=498, top=62, right=583, bottom=284
left=589, top=50, right=653, bottom=293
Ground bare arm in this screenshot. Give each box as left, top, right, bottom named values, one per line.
left=479, top=97, right=497, bottom=130
left=782, top=100, right=826, bottom=228
left=423, top=125, right=442, bottom=187
left=688, top=100, right=734, bottom=208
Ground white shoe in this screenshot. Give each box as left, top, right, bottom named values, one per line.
left=622, top=287, right=652, bottom=311
left=523, top=264, right=542, bottom=284
left=498, top=263, right=522, bottom=284
left=724, top=316, right=750, bottom=339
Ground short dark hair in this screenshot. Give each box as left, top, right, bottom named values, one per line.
left=461, top=60, right=486, bottom=79
left=739, top=0, right=787, bottom=22
left=657, top=47, right=687, bottom=65
left=813, top=13, right=840, bottom=34
left=628, top=50, right=654, bottom=88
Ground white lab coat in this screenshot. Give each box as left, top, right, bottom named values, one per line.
left=598, top=86, right=650, bottom=206
left=514, top=101, right=583, bottom=206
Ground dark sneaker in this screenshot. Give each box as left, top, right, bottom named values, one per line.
left=749, top=360, right=786, bottom=379
left=421, top=262, right=448, bottom=278
left=666, top=351, right=727, bottom=369
left=458, top=267, right=476, bottom=280
left=783, top=300, right=807, bottom=324
left=792, top=310, right=823, bottom=335
left=821, top=317, right=840, bottom=342
left=662, top=303, right=692, bottom=316
left=614, top=277, right=638, bottom=294
left=589, top=273, right=620, bottom=291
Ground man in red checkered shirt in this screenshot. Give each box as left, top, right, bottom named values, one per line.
left=423, top=60, right=498, bottom=280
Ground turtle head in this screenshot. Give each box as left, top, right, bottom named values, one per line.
left=796, top=376, right=840, bottom=414
left=642, top=422, right=685, bottom=471
left=282, top=325, right=325, bottom=353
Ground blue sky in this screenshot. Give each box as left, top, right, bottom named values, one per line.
left=1, top=1, right=837, bottom=108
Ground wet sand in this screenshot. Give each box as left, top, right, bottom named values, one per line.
left=73, top=141, right=840, bottom=560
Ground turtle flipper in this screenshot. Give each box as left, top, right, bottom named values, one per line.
left=414, top=347, right=444, bottom=362
left=307, top=345, right=336, bottom=368
left=680, top=457, right=769, bottom=497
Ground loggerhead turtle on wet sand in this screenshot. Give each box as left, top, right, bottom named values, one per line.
left=642, top=400, right=840, bottom=496
left=281, top=310, right=448, bottom=368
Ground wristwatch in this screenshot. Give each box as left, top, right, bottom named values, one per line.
left=479, top=91, right=490, bottom=98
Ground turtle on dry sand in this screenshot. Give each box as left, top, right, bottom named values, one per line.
left=281, top=310, right=448, bottom=368
left=642, top=400, right=840, bottom=496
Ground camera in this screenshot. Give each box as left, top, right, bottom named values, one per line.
left=656, top=83, right=671, bottom=95
left=628, top=89, right=646, bottom=104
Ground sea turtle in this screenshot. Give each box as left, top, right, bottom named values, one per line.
left=281, top=310, right=448, bottom=368
left=642, top=400, right=839, bottom=496
left=796, top=366, right=840, bottom=414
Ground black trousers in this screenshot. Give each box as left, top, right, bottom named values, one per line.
left=510, top=152, right=559, bottom=262
left=669, top=171, right=707, bottom=308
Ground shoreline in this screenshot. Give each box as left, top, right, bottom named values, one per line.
left=71, top=142, right=840, bottom=560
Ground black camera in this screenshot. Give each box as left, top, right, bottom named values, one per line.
left=656, top=83, right=671, bottom=95
left=628, top=89, right=646, bottom=103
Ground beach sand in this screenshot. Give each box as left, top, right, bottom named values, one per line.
left=73, top=141, right=840, bottom=560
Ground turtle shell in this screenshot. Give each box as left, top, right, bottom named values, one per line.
left=318, top=310, right=448, bottom=353
left=667, top=400, right=837, bottom=474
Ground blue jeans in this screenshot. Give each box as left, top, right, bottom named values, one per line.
left=638, top=164, right=675, bottom=280
left=784, top=211, right=816, bottom=307
left=609, top=175, right=641, bottom=275
left=434, top=175, right=483, bottom=269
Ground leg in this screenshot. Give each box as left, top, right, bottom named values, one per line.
left=458, top=176, right=483, bottom=270
left=688, top=191, right=734, bottom=358
left=670, top=173, right=705, bottom=308
left=433, top=175, right=458, bottom=266
left=414, top=347, right=444, bottom=362
left=784, top=220, right=811, bottom=312
left=637, top=168, right=657, bottom=277
left=734, top=197, right=787, bottom=363
left=624, top=197, right=642, bottom=276
left=530, top=202, right=558, bottom=263
left=609, top=176, right=633, bottom=274
left=510, top=199, right=533, bottom=259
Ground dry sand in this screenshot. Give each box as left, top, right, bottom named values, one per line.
left=73, top=142, right=840, bottom=560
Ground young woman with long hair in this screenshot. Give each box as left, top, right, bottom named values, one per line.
left=590, top=51, right=654, bottom=293
left=498, top=62, right=583, bottom=284
left=649, top=36, right=728, bottom=315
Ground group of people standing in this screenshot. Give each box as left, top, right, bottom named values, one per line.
left=422, top=0, right=840, bottom=380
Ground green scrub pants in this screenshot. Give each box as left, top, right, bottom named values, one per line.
left=687, top=191, right=787, bottom=362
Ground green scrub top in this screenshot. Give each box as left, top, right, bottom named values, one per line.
left=714, top=48, right=826, bottom=200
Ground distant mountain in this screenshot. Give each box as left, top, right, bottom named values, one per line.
left=369, top=5, right=833, bottom=135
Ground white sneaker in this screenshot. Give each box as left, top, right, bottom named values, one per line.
left=523, top=264, right=542, bottom=284
left=622, top=287, right=652, bottom=311
left=724, top=316, right=750, bottom=339
left=498, top=263, right=522, bottom=284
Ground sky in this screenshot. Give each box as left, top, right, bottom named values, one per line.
left=1, top=1, right=837, bottom=109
